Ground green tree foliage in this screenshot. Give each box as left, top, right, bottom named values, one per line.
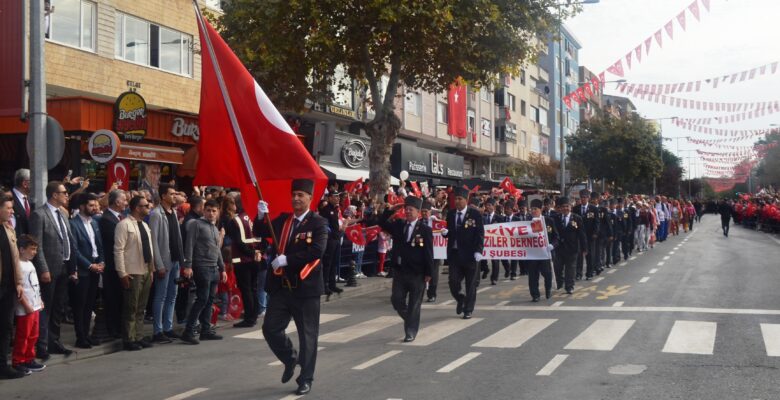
left=756, top=131, right=780, bottom=189
left=568, top=112, right=663, bottom=194
left=218, top=0, right=573, bottom=200
left=658, top=149, right=683, bottom=197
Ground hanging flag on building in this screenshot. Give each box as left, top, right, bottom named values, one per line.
left=447, top=81, right=468, bottom=138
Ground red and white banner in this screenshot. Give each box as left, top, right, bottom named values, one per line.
left=673, top=121, right=776, bottom=138
left=447, top=82, right=468, bottom=138
left=433, top=220, right=552, bottom=260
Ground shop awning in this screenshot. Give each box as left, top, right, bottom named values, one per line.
left=118, top=142, right=184, bottom=164
left=321, top=164, right=400, bottom=185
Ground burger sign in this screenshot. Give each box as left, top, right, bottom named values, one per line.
left=114, top=91, right=148, bottom=141
left=88, top=129, right=121, bottom=164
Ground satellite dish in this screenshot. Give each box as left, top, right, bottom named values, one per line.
left=544, top=86, right=550, bottom=94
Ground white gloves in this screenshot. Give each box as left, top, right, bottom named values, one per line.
left=271, top=255, right=287, bottom=270
left=547, top=244, right=555, bottom=252
left=257, top=201, right=269, bottom=219
left=474, top=252, right=484, bottom=262
left=440, top=228, right=448, bottom=236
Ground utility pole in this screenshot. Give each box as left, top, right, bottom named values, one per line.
left=29, top=0, right=48, bottom=206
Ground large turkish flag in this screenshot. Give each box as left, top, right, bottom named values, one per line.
left=447, top=83, right=467, bottom=138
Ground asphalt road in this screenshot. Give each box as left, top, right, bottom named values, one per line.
left=3, top=215, right=780, bottom=400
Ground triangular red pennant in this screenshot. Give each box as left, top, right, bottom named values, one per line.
left=584, top=83, right=593, bottom=98
left=689, top=1, right=700, bottom=21
left=677, top=10, right=686, bottom=31
left=701, top=0, right=710, bottom=11
left=591, top=76, right=601, bottom=92
left=665, top=20, right=674, bottom=39
left=645, top=37, right=652, bottom=55
left=598, top=72, right=606, bottom=85
left=654, top=29, right=663, bottom=48
left=606, top=59, right=624, bottom=77
left=563, top=94, right=573, bottom=109
left=625, top=52, right=632, bottom=69
left=635, top=45, right=643, bottom=63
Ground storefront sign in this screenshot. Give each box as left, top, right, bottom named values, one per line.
left=87, top=129, right=120, bottom=163
left=171, top=117, right=200, bottom=142
left=114, top=91, right=148, bottom=141
left=327, top=105, right=356, bottom=119
left=340, top=139, right=367, bottom=169
left=117, top=143, right=184, bottom=164
left=392, top=142, right=464, bottom=182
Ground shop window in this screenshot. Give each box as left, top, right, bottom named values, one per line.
left=115, top=12, right=193, bottom=77
left=47, top=0, right=96, bottom=52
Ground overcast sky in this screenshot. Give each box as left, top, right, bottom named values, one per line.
left=566, top=0, right=780, bottom=177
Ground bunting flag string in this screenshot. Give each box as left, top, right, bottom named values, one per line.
left=697, top=148, right=757, bottom=156
left=687, top=135, right=766, bottom=146
left=673, top=120, right=775, bottom=137
left=673, top=102, right=780, bottom=125
left=621, top=91, right=779, bottom=112
left=563, top=0, right=711, bottom=108
left=618, top=61, right=779, bottom=96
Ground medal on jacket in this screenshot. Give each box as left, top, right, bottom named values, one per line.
left=572, top=221, right=578, bottom=229
left=306, top=231, right=312, bottom=244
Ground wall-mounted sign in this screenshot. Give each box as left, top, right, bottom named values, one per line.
left=114, top=91, right=148, bottom=141
left=87, top=129, right=121, bottom=163
left=392, top=142, right=464, bottom=181
left=171, top=117, right=199, bottom=142
left=326, top=105, right=356, bottom=119
left=340, top=139, right=367, bottom=169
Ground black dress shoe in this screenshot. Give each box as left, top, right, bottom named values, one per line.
left=545, top=291, right=551, bottom=299
left=504, top=271, right=510, bottom=278
left=295, top=382, right=312, bottom=396
left=152, top=333, right=172, bottom=344
left=0, top=365, right=27, bottom=379
left=455, top=298, right=464, bottom=315
left=180, top=333, right=200, bottom=345
left=138, top=337, right=153, bottom=348
left=331, top=287, right=343, bottom=294
left=36, top=351, right=50, bottom=361
left=491, top=280, right=497, bottom=285
left=566, top=288, right=573, bottom=294
left=123, top=342, right=143, bottom=351
left=481, top=270, right=488, bottom=279
left=233, top=320, right=256, bottom=328
left=403, top=334, right=415, bottom=342
left=532, top=297, right=540, bottom=302
left=74, top=340, right=92, bottom=349
left=426, top=297, right=436, bottom=303
left=462, top=312, right=472, bottom=320
left=200, top=332, right=223, bottom=341
left=281, top=359, right=297, bottom=383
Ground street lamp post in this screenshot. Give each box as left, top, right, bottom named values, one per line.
left=645, top=116, right=678, bottom=195
left=557, top=0, right=599, bottom=196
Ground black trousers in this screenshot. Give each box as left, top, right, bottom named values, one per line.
left=185, top=267, right=218, bottom=334
left=38, top=270, right=69, bottom=353
left=596, top=237, right=608, bottom=268
left=448, top=255, right=479, bottom=314
left=556, top=253, right=577, bottom=291
left=234, top=262, right=260, bottom=324
left=322, top=238, right=340, bottom=292
left=263, top=291, right=320, bottom=386
left=0, top=283, right=15, bottom=366
left=69, top=271, right=99, bottom=343
left=426, top=260, right=441, bottom=300
left=721, top=217, right=730, bottom=235
left=585, top=238, right=599, bottom=277
left=502, top=260, right=519, bottom=278
left=391, top=270, right=425, bottom=338
left=622, top=233, right=633, bottom=258
left=527, top=260, right=552, bottom=299
left=103, top=266, right=123, bottom=337
left=611, top=237, right=622, bottom=264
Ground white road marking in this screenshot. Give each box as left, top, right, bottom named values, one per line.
left=657, top=262, right=665, bottom=266
left=663, top=256, right=671, bottom=260
left=234, top=314, right=348, bottom=339
left=423, top=305, right=780, bottom=316
left=662, top=320, right=717, bottom=355
left=536, top=354, right=569, bottom=376
left=607, top=269, right=617, bottom=274
left=278, top=395, right=303, bottom=400
left=440, top=300, right=455, bottom=306
left=639, top=277, right=650, bottom=283
left=551, top=301, right=564, bottom=307
left=476, top=286, right=492, bottom=294
left=649, top=269, right=658, bottom=274
left=669, top=251, right=675, bottom=255
left=472, top=319, right=557, bottom=348
left=613, top=302, right=624, bottom=307
left=320, top=316, right=400, bottom=343
left=564, top=319, right=635, bottom=351
left=592, top=277, right=605, bottom=283
left=766, top=234, right=780, bottom=246
left=619, top=262, right=628, bottom=267
left=396, top=317, right=482, bottom=346
left=165, top=388, right=209, bottom=400
left=760, top=324, right=780, bottom=356
left=436, top=352, right=481, bottom=373
left=496, top=301, right=510, bottom=306
left=352, top=350, right=403, bottom=370
left=630, top=256, right=637, bottom=260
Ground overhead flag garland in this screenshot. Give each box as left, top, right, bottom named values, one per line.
left=673, top=121, right=775, bottom=137
left=672, top=103, right=780, bottom=125
left=563, top=0, right=711, bottom=108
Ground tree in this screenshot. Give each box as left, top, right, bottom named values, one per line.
left=568, top=111, right=663, bottom=194
left=219, top=0, right=573, bottom=201
left=527, top=153, right=559, bottom=189
left=658, top=149, right=683, bottom=197
left=756, top=131, right=780, bottom=189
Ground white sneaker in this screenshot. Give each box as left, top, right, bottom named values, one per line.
left=377, top=271, right=388, bottom=277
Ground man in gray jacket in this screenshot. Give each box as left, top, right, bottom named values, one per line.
left=180, top=199, right=226, bottom=344
left=148, top=183, right=184, bottom=343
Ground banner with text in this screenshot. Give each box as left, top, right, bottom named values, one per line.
left=433, top=220, right=552, bottom=260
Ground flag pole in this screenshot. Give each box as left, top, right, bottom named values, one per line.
left=192, top=1, right=280, bottom=251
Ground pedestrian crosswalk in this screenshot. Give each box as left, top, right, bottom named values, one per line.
left=564, top=319, right=635, bottom=351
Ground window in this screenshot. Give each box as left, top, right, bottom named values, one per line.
left=520, top=100, right=527, bottom=117
left=507, top=93, right=516, bottom=112
left=47, top=0, right=96, bottom=51
left=481, top=118, right=491, bottom=137
left=437, top=102, right=448, bottom=124
left=530, top=106, right=539, bottom=123
left=557, top=83, right=562, bottom=98
left=115, top=12, right=193, bottom=76
left=480, top=87, right=490, bottom=102
left=531, top=133, right=541, bottom=153
left=405, top=91, right=421, bottom=116
left=539, top=107, right=548, bottom=126
left=467, top=109, right=476, bottom=133
left=540, top=137, right=549, bottom=154
left=520, top=69, right=526, bottom=85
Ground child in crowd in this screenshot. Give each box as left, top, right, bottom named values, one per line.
left=13, top=235, right=46, bottom=374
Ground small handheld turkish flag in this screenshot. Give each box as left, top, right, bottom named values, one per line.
left=345, top=224, right=366, bottom=246
left=364, top=226, right=382, bottom=243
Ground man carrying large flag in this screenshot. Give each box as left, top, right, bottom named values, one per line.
left=192, top=2, right=327, bottom=396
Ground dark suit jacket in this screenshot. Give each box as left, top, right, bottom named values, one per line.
left=442, top=207, right=484, bottom=264
left=319, top=203, right=341, bottom=239
left=12, top=193, right=30, bottom=236
left=483, top=212, right=505, bottom=225
left=69, top=216, right=105, bottom=276
left=598, top=206, right=614, bottom=238
left=29, top=204, right=77, bottom=276
left=542, top=215, right=560, bottom=250
left=379, top=211, right=433, bottom=277
left=573, top=203, right=600, bottom=239
left=555, top=213, right=587, bottom=258
left=97, top=211, right=120, bottom=272
left=255, top=211, right=328, bottom=298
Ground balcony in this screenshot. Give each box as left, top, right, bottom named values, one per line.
left=541, top=125, right=551, bottom=136
left=494, top=105, right=511, bottom=126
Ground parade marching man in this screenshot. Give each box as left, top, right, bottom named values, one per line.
left=255, top=179, right=328, bottom=396
left=379, top=196, right=433, bottom=342
left=527, top=199, right=559, bottom=302
left=554, top=197, right=587, bottom=294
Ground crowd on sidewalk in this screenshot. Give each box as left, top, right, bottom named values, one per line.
left=0, top=165, right=721, bottom=380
